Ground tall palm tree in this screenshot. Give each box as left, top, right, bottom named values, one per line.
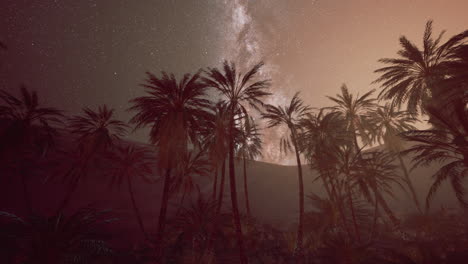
left=327, top=84, right=376, bottom=153
left=0, top=86, right=62, bottom=212
left=236, top=116, right=262, bottom=217
left=204, top=60, right=271, bottom=264
left=402, top=106, right=468, bottom=210
left=56, top=105, right=127, bottom=213
left=106, top=144, right=155, bottom=240
left=374, top=20, right=468, bottom=115
left=369, top=104, right=422, bottom=213
left=262, top=92, right=310, bottom=262
left=129, top=71, right=211, bottom=254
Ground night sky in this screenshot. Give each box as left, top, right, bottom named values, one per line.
left=1, top=0, right=468, bottom=163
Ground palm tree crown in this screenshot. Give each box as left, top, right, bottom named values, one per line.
left=374, top=20, right=468, bottom=114
left=129, top=71, right=211, bottom=169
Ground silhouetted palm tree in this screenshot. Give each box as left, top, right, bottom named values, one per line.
left=262, top=92, right=310, bottom=262
left=200, top=102, right=230, bottom=209
left=0, top=208, right=114, bottom=264
left=300, top=109, right=349, bottom=201
left=299, top=110, right=353, bottom=238
left=129, top=71, right=211, bottom=254
left=0, top=86, right=62, bottom=212
left=171, top=149, right=211, bottom=215
left=0, top=85, right=62, bottom=156
left=106, top=144, right=155, bottom=240
left=402, top=106, right=468, bottom=210
left=167, top=194, right=230, bottom=264
left=327, top=84, right=376, bottom=153
left=369, top=104, right=422, bottom=213
left=236, top=116, right=262, bottom=217
left=350, top=151, right=402, bottom=231
left=204, top=60, right=270, bottom=264
left=374, top=20, right=468, bottom=115
left=57, top=105, right=127, bottom=213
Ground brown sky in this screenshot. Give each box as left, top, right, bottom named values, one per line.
left=223, top=0, right=468, bottom=163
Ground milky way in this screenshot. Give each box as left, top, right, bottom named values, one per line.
left=1, top=0, right=467, bottom=164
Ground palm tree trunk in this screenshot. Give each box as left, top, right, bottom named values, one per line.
left=370, top=194, right=379, bottom=241
left=228, top=109, right=248, bottom=264
left=56, top=176, right=80, bottom=215
left=397, top=154, right=422, bottom=213
left=326, top=171, right=353, bottom=240
left=243, top=153, right=251, bottom=217
left=291, top=131, right=304, bottom=263
left=155, top=167, right=172, bottom=257
left=375, top=191, right=399, bottom=226
left=212, top=165, right=218, bottom=202
left=127, top=175, right=148, bottom=240
left=346, top=185, right=361, bottom=243
left=319, top=170, right=333, bottom=201
left=20, top=173, right=32, bottom=214
left=217, top=158, right=226, bottom=214
left=176, top=190, right=187, bottom=216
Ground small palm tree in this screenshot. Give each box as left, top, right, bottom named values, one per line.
left=402, top=106, right=468, bottom=210
left=0, top=208, right=115, bottom=264
left=350, top=151, right=402, bottom=230
left=129, top=71, right=211, bottom=254
left=167, top=194, right=229, bottom=264
left=369, top=104, right=422, bottom=213
left=56, top=105, right=127, bottom=213
left=236, top=116, right=262, bottom=217
left=262, top=92, right=310, bottom=262
left=106, top=144, right=155, bottom=240
left=300, top=109, right=349, bottom=201
left=299, top=110, right=353, bottom=238
left=374, top=20, right=468, bottom=115
left=200, top=102, right=230, bottom=207
left=327, top=84, right=376, bottom=153
left=171, top=149, right=211, bottom=215
left=204, top=60, right=271, bottom=264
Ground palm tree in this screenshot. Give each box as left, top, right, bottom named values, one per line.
left=56, top=105, right=127, bottom=213
left=374, top=20, right=468, bottom=115
left=0, top=86, right=62, bottom=156
left=327, top=84, right=376, bottom=153
left=204, top=60, right=271, bottom=264
left=237, top=116, right=262, bottom=217
left=369, top=104, right=422, bottom=213
left=105, top=144, right=155, bottom=240
left=0, top=86, right=62, bottom=212
left=402, top=106, right=468, bottom=210
left=171, top=149, right=211, bottom=215
left=0, top=208, right=114, bottom=264
left=350, top=151, right=403, bottom=232
left=299, top=110, right=354, bottom=239
left=167, top=194, right=230, bottom=264
left=129, top=71, right=211, bottom=254
left=200, top=102, right=230, bottom=208
left=262, top=92, right=310, bottom=262
left=300, top=109, right=349, bottom=201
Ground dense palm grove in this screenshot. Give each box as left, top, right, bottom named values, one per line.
left=0, top=21, right=467, bottom=264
